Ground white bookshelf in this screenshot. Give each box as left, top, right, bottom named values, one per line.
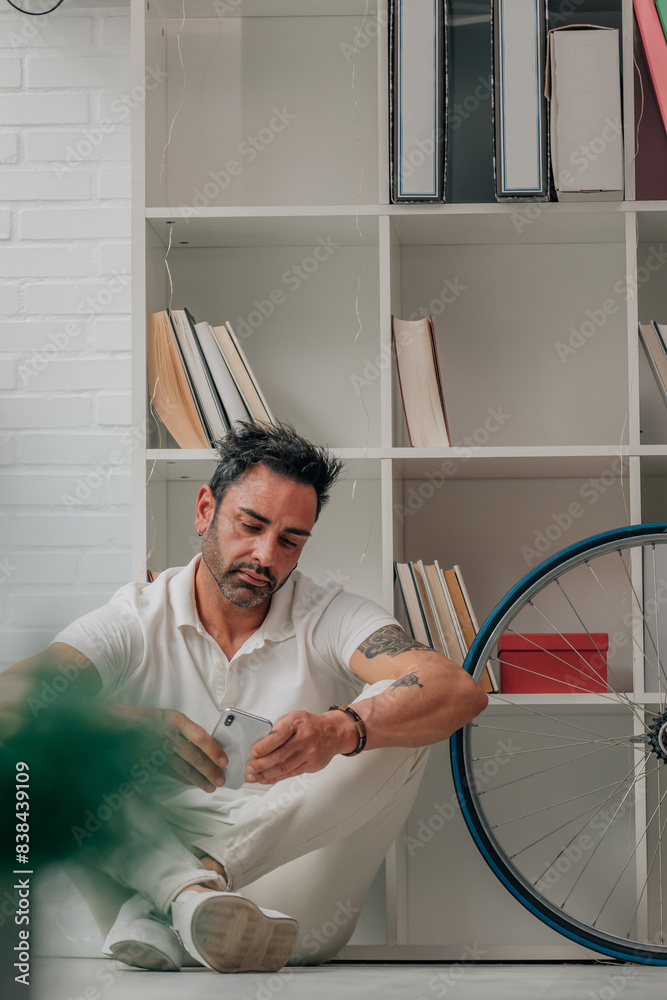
left=131, top=0, right=667, bottom=959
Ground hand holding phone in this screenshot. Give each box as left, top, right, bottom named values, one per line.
left=211, top=708, right=273, bottom=789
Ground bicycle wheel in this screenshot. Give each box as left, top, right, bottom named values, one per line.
left=451, top=523, right=667, bottom=964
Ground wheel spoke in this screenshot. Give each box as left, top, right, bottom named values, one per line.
left=474, top=721, right=638, bottom=747
left=585, top=559, right=660, bottom=723
left=555, top=760, right=650, bottom=911
left=528, top=590, right=649, bottom=732
left=625, top=781, right=667, bottom=943
left=493, top=776, right=638, bottom=832
left=473, top=737, right=635, bottom=761
left=477, top=741, right=629, bottom=797
left=522, top=756, right=646, bottom=876
left=454, top=528, right=667, bottom=961
left=488, top=695, right=635, bottom=744
left=591, top=766, right=667, bottom=929
left=617, top=547, right=667, bottom=699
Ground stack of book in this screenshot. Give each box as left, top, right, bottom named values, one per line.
left=639, top=321, right=667, bottom=408
left=147, top=310, right=275, bottom=449
left=394, top=559, right=498, bottom=693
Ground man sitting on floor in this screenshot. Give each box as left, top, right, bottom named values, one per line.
left=5, top=422, right=487, bottom=973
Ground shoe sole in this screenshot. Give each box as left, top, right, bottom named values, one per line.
left=190, top=896, right=298, bottom=973
left=104, top=939, right=181, bottom=972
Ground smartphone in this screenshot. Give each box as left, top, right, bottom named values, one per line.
left=211, top=707, right=273, bottom=789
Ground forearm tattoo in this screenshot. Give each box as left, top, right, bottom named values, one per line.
left=390, top=672, right=424, bottom=691
left=357, top=624, right=431, bottom=660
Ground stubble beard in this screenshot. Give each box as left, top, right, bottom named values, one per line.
left=201, top=522, right=293, bottom=609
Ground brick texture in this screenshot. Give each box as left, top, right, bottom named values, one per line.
left=0, top=8, right=133, bottom=688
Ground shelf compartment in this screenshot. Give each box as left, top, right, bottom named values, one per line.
left=149, top=0, right=376, bottom=17
left=389, top=205, right=627, bottom=246
left=146, top=212, right=379, bottom=248
left=146, top=12, right=379, bottom=208
left=391, top=239, right=629, bottom=448
left=397, top=470, right=631, bottom=631
left=145, top=223, right=382, bottom=450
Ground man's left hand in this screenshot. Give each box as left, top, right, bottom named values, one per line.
left=245, top=709, right=359, bottom=784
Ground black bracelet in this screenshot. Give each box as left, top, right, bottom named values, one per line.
left=329, top=704, right=367, bottom=757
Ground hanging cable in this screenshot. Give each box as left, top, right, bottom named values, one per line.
left=4, top=0, right=65, bottom=14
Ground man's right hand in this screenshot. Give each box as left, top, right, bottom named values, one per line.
left=3, top=643, right=228, bottom=794
left=108, top=704, right=229, bottom=793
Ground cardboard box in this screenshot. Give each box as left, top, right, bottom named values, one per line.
left=499, top=632, right=608, bottom=693
left=548, top=26, right=624, bottom=200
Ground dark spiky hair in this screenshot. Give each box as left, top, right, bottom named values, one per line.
left=208, top=422, right=343, bottom=521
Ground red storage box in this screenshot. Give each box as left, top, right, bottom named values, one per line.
left=499, top=633, right=608, bottom=694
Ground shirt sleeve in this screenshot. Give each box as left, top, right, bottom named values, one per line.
left=312, top=590, right=399, bottom=676
left=52, top=595, right=144, bottom=699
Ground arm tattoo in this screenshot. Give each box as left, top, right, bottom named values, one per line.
left=391, top=672, right=424, bottom=691
left=357, top=624, right=432, bottom=660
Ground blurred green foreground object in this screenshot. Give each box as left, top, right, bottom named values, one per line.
left=0, top=666, right=163, bottom=999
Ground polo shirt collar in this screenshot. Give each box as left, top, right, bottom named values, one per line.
left=170, top=554, right=202, bottom=631
left=170, top=554, right=296, bottom=644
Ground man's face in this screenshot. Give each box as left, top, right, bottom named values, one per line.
left=200, top=465, right=318, bottom=608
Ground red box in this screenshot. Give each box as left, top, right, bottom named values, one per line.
left=499, top=633, right=609, bottom=694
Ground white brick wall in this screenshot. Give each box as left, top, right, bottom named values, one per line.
left=0, top=6, right=132, bottom=673
left=0, top=7, right=133, bottom=958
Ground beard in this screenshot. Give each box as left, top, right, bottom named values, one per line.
left=200, top=522, right=293, bottom=608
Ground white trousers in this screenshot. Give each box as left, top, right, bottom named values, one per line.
left=68, top=684, right=430, bottom=964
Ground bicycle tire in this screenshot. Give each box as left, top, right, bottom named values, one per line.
left=451, top=523, right=667, bottom=964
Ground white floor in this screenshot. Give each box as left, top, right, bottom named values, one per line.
left=33, top=957, right=667, bottom=999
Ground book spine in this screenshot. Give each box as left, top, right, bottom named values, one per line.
left=393, top=562, right=415, bottom=639
left=407, top=561, right=433, bottom=646
left=634, top=0, right=667, bottom=135
left=427, top=315, right=450, bottom=446
left=391, top=316, right=414, bottom=447
left=186, top=309, right=230, bottom=436
left=639, top=323, right=667, bottom=410
left=167, top=310, right=213, bottom=445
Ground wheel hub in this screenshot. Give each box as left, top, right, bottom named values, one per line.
left=647, top=712, right=667, bottom=763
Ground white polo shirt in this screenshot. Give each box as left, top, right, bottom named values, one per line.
left=53, top=555, right=397, bottom=819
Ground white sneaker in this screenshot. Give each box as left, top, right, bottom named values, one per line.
left=102, top=892, right=184, bottom=972
left=170, top=890, right=298, bottom=974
